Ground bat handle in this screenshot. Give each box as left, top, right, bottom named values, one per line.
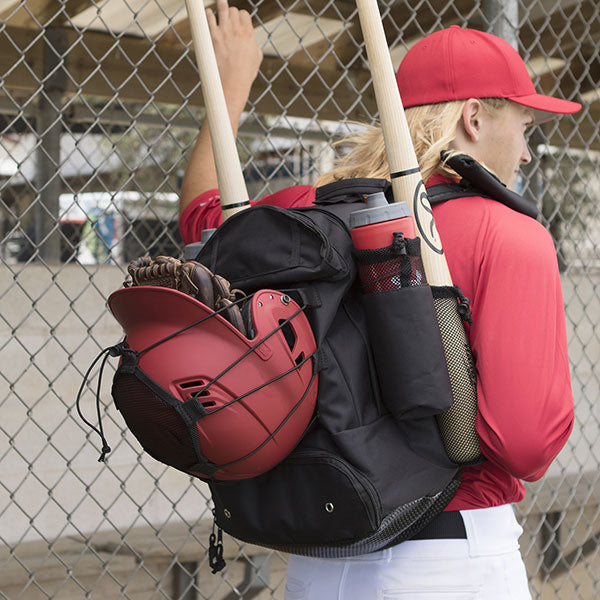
left=184, top=0, right=250, bottom=221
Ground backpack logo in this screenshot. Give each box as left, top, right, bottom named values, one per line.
left=413, top=180, right=444, bottom=254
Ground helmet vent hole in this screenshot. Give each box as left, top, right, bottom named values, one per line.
left=278, top=320, right=296, bottom=351
left=180, top=380, right=206, bottom=389
left=295, top=352, right=305, bottom=366
left=200, top=400, right=216, bottom=408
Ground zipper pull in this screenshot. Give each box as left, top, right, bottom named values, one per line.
left=209, top=512, right=226, bottom=574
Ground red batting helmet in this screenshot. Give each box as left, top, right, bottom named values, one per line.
left=108, top=286, right=318, bottom=480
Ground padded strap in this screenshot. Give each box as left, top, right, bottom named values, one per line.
left=433, top=153, right=539, bottom=219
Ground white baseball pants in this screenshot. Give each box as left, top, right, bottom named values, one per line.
left=284, top=504, right=532, bottom=600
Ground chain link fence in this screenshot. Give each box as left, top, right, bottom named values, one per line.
left=1, top=0, right=598, bottom=598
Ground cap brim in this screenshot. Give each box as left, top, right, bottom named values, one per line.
left=509, top=93, right=582, bottom=124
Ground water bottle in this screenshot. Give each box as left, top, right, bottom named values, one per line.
left=183, top=228, right=216, bottom=261
left=349, top=192, right=415, bottom=250
left=350, top=192, right=420, bottom=293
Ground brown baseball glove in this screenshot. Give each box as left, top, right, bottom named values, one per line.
left=126, top=255, right=247, bottom=336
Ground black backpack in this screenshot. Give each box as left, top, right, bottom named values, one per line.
left=194, top=177, right=462, bottom=565
left=82, top=156, right=524, bottom=571
left=79, top=157, right=534, bottom=571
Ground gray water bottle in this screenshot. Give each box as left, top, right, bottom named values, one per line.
left=183, top=228, right=216, bottom=260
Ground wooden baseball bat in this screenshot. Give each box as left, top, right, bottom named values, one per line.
left=355, top=0, right=451, bottom=285
left=184, top=0, right=251, bottom=221
left=356, top=0, right=481, bottom=464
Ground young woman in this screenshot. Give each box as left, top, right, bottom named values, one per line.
left=180, top=4, right=577, bottom=598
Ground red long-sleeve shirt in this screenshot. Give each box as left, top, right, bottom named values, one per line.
left=179, top=180, right=574, bottom=510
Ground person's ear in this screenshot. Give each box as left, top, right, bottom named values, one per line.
left=461, top=99, right=483, bottom=143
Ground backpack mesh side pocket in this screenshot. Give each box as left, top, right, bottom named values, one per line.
left=354, top=234, right=425, bottom=293
left=432, top=286, right=482, bottom=465
left=112, top=370, right=200, bottom=473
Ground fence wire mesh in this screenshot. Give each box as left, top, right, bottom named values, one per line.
left=0, top=0, right=598, bottom=598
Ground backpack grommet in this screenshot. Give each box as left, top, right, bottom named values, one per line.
left=224, top=509, right=232, bottom=518
left=325, top=502, right=334, bottom=513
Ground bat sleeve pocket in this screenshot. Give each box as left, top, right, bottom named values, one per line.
left=354, top=235, right=453, bottom=420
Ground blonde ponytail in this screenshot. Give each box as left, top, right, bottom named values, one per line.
left=314, top=98, right=509, bottom=187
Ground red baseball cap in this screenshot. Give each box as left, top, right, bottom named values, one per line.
left=396, top=26, right=581, bottom=121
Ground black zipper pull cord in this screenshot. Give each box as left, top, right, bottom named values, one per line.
left=454, top=286, right=473, bottom=325
left=391, top=231, right=408, bottom=255
left=75, top=341, right=128, bottom=462
left=209, top=510, right=226, bottom=574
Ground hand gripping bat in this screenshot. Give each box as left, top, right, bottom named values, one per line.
left=356, top=0, right=481, bottom=464
left=184, top=0, right=251, bottom=221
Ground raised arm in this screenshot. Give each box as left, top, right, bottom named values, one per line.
left=180, top=0, right=263, bottom=216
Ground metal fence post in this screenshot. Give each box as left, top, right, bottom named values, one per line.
left=35, top=28, right=67, bottom=263
left=482, top=0, right=519, bottom=48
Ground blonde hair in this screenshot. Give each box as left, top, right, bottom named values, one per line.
left=314, top=98, right=510, bottom=187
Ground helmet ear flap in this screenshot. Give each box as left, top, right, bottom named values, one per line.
left=250, top=290, right=316, bottom=371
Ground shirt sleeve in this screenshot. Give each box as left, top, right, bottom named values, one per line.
left=179, top=185, right=316, bottom=245
left=469, top=205, right=574, bottom=482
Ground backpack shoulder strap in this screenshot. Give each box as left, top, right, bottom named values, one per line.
left=427, top=182, right=490, bottom=205
left=433, top=153, right=539, bottom=219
